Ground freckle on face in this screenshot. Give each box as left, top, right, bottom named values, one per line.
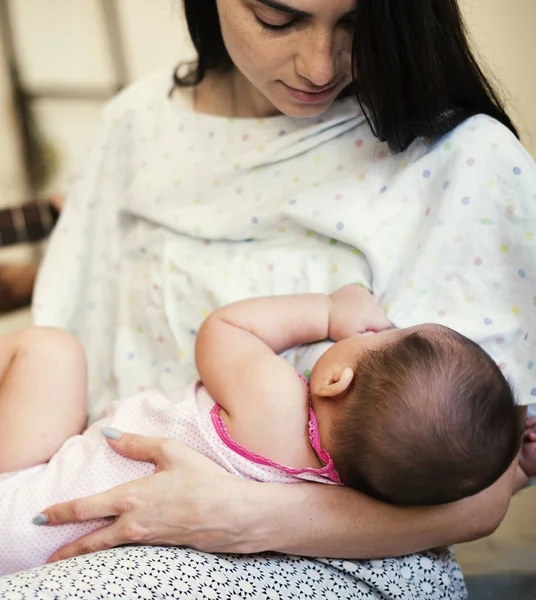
left=215, top=0, right=355, bottom=118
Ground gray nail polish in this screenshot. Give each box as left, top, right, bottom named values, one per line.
left=101, top=426, right=124, bottom=440
left=32, top=513, right=48, bottom=526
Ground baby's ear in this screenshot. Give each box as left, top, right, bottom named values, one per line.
left=314, top=367, right=354, bottom=398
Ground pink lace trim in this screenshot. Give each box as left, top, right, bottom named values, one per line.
left=210, top=376, right=342, bottom=484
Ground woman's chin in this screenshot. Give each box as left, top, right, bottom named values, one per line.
left=276, top=98, right=337, bottom=119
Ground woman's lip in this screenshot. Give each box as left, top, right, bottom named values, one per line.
left=283, top=82, right=340, bottom=104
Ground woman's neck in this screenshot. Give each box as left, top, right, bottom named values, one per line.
left=194, top=68, right=280, bottom=119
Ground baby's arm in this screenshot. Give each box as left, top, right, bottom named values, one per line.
left=0, top=327, right=87, bottom=472
left=196, top=294, right=333, bottom=466
left=196, top=287, right=390, bottom=465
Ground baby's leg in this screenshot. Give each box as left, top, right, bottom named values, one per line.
left=0, top=389, right=163, bottom=575
left=0, top=327, right=87, bottom=472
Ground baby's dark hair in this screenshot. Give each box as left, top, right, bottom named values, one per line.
left=329, top=326, right=522, bottom=505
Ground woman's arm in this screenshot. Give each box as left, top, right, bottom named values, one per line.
left=37, top=432, right=515, bottom=563
left=245, top=458, right=516, bottom=558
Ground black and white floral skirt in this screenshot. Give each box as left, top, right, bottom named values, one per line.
left=0, top=546, right=466, bottom=599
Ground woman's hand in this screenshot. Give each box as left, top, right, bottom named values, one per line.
left=328, top=284, right=391, bottom=341
left=36, top=428, right=515, bottom=565
left=37, top=432, right=260, bottom=563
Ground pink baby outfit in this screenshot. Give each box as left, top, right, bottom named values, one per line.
left=0, top=380, right=339, bottom=575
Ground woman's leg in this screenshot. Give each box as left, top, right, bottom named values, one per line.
left=0, top=327, right=87, bottom=472
left=0, top=546, right=467, bottom=599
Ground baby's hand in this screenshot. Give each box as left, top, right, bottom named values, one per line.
left=328, top=284, right=391, bottom=341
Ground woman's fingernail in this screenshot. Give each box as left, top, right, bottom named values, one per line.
left=101, top=426, right=124, bottom=440
left=32, top=513, right=48, bottom=526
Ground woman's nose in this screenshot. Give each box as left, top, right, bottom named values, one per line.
left=294, top=30, right=339, bottom=88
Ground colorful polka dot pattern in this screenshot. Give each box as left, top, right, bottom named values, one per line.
left=282, top=118, right=536, bottom=406
left=32, top=71, right=535, bottom=427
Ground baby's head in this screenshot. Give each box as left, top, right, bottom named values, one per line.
left=309, top=325, right=522, bottom=505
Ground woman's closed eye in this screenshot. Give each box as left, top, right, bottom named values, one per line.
left=254, top=14, right=357, bottom=34
left=254, top=14, right=297, bottom=32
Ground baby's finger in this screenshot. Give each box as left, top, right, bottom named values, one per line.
left=521, top=441, right=536, bottom=468
left=525, top=417, right=536, bottom=429
left=526, top=430, right=536, bottom=442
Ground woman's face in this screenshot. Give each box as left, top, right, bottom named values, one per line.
left=215, top=0, right=355, bottom=118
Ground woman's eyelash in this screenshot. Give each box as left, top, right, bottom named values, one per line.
left=255, top=15, right=356, bottom=34
left=254, top=15, right=296, bottom=32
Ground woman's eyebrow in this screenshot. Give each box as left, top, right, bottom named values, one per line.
left=254, top=0, right=311, bottom=19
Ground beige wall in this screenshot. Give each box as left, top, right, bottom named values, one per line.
left=0, top=28, right=26, bottom=207
left=462, top=0, right=536, bottom=156
left=0, top=0, right=192, bottom=204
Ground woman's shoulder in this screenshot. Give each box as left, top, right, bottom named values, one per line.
left=449, top=115, right=535, bottom=209
left=443, top=114, right=534, bottom=167
left=405, top=114, right=536, bottom=208
left=101, top=68, right=177, bottom=124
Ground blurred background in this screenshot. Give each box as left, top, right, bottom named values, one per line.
left=0, top=1, right=534, bottom=596
left=0, top=0, right=192, bottom=206
left=1, top=0, right=535, bottom=211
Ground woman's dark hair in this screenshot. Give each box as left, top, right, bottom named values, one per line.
left=175, top=0, right=518, bottom=152
left=174, top=0, right=232, bottom=85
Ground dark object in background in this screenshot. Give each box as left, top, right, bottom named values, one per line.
left=466, top=574, right=536, bottom=599
left=0, top=199, right=60, bottom=247
left=0, top=261, right=39, bottom=314
left=0, top=197, right=61, bottom=314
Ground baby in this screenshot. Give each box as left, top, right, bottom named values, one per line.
left=0, top=284, right=528, bottom=574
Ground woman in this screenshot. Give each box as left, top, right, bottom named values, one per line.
left=1, top=0, right=534, bottom=597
